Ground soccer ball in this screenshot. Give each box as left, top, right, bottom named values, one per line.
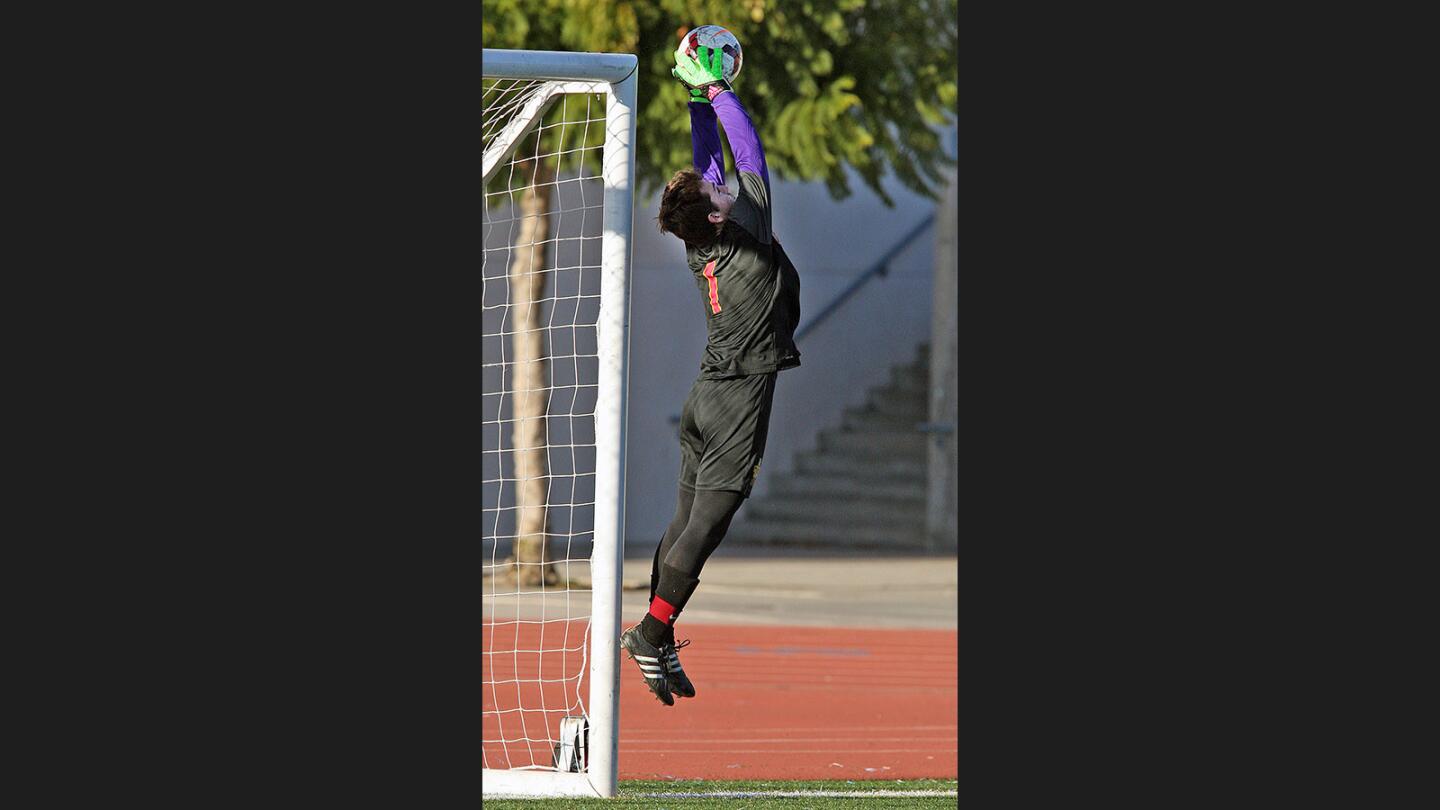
left=676, top=25, right=743, bottom=84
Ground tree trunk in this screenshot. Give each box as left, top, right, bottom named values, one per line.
left=508, top=165, right=556, bottom=587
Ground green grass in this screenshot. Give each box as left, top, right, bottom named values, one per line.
left=483, top=778, right=958, bottom=808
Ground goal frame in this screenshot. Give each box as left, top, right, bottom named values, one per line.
left=482, top=48, right=637, bottom=800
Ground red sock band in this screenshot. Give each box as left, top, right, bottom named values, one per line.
left=648, top=595, right=680, bottom=625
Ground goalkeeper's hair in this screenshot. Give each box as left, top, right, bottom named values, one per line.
left=657, top=168, right=721, bottom=246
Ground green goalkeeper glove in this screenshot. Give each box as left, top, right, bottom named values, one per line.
left=670, top=62, right=707, bottom=103
left=671, top=45, right=731, bottom=100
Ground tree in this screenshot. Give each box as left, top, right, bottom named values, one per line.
left=485, top=0, right=956, bottom=202
left=483, top=0, right=956, bottom=584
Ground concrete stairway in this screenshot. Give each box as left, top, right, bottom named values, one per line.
left=727, top=342, right=931, bottom=550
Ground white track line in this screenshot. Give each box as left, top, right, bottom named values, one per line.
left=619, top=743, right=956, bottom=749
left=619, top=736, right=955, bottom=744
left=635, top=790, right=957, bottom=798
left=623, top=725, right=958, bottom=733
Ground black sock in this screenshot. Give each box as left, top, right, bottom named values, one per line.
left=642, top=565, right=700, bottom=646
left=639, top=613, right=672, bottom=646
left=655, top=564, right=701, bottom=611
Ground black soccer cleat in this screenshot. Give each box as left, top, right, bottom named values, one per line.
left=620, top=626, right=674, bottom=706
left=664, top=639, right=696, bottom=698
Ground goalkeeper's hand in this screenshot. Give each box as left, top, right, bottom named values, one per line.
left=672, top=45, right=731, bottom=101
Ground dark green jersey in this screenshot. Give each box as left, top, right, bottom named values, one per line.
left=686, top=169, right=802, bottom=379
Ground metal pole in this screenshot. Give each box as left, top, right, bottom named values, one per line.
left=585, top=53, right=637, bottom=800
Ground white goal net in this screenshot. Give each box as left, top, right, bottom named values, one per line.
left=482, top=49, right=636, bottom=800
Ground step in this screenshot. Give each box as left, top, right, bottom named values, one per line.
left=794, top=451, right=926, bottom=480
left=724, top=518, right=928, bottom=549
left=818, top=428, right=928, bottom=458
left=769, top=473, right=926, bottom=502
left=842, top=407, right=927, bottom=433
left=882, top=378, right=928, bottom=400
left=889, top=364, right=930, bottom=394
left=866, top=390, right=928, bottom=420
left=744, top=495, right=926, bottom=528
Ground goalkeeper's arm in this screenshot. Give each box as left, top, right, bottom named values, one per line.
left=690, top=101, right=726, bottom=187
left=712, top=92, right=772, bottom=244
left=711, top=92, right=769, bottom=192
left=676, top=45, right=772, bottom=241
left=677, top=45, right=769, bottom=189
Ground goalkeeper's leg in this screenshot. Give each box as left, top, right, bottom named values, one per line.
left=624, top=486, right=698, bottom=706
left=639, top=489, right=744, bottom=698
left=648, top=486, right=697, bottom=605
left=628, top=374, right=767, bottom=701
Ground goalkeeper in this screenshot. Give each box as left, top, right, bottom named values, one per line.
left=621, top=44, right=802, bottom=706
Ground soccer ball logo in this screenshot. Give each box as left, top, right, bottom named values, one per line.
left=676, top=25, right=743, bottom=83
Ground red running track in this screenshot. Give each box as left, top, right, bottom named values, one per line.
left=483, top=623, right=957, bottom=781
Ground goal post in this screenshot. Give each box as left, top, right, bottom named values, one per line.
left=482, top=49, right=636, bottom=799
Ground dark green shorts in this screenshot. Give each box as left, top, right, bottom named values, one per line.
left=677, top=372, right=777, bottom=498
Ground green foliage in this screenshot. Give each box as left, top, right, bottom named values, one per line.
left=484, top=0, right=956, bottom=205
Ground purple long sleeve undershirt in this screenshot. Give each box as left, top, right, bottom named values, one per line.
left=689, top=102, right=725, bottom=186
left=689, top=93, right=770, bottom=189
